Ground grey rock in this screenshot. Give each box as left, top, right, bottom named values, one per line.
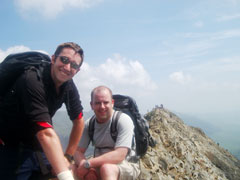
left=138, top=107, right=240, bottom=180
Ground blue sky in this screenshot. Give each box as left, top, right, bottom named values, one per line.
left=1, top=0, right=240, bottom=116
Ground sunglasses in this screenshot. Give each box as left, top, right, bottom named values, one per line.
left=58, top=56, right=80, bottom=70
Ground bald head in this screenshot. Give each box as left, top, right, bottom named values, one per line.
left=90, top=86, right=114, bottom=123
left=91, top=86, right=113, bottom=102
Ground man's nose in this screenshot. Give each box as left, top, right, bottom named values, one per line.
left=63, top=63, right=71, bottom=71
left=100, top=102, right=105, bottom=108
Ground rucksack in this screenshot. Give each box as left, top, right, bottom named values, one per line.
left=0, top=51, right=52, bottom=176
left=0, top=51, right=51, bottom=98
left=88, top=94, right=156, bottom=158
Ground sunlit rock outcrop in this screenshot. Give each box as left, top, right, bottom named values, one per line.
left=138, top=107, right=240, bottom=180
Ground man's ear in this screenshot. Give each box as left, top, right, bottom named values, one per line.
left=112, top=99, right=114, bottom=108
left=51, top=55, right=56, bottom=64
left=90, top=101, right=93, bottom=109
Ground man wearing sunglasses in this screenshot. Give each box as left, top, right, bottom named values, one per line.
left=0, top=42, right=84, bottom=180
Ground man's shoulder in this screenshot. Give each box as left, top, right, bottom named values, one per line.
left=115, top=111, right=134, bottom=128
left=84, top=116, right=96, bottom=131
left=117, top=111, right=132, bottom=121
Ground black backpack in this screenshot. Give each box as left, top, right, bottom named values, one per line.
left=0, top=51, right=51, bottom=98
left=0, top=51, right=52, bottom=176
left=88, top=94, right=156, bottom=158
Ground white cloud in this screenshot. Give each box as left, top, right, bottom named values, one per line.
left=14, top=0, right=102, bottom=19
left=187, top=56, right=240, bottom=75
left=194, top=21, right=204, bottom=28
left=73, top=54, right=158, bottom=111
left=210, top=29, right=240, bottom=40
left=161, top=29, right=240, bottom=65
left=0, top=45, right=31, bottom=62
left=214, top=57, right=240, bottom=72
left=165, top=55, right=240, bottom=113
left=169, top=71, right=192, bottom=84
left=162, top=80, right=240, bottom=114
left=183, top=29, right=240, bottom=42
left=0, top=46, right=50, bottom=63
left=217, top=13, right=240, bottom=22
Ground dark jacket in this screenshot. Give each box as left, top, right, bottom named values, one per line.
left=0, top=64, right=83, bottom=149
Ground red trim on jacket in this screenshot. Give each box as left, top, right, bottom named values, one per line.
left=36, top=122, right=53, bottom=128
left=77, top=112, right=83, bottom=119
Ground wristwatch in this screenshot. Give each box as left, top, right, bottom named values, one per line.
left=64, top=153, right=74, bottom=164
left=84, top=160, right=91, bottom=169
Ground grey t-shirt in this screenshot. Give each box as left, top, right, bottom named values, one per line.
left=79, top=110, right=134, bottom=157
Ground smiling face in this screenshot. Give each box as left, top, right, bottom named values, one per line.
left=51, top=47, right=82, bottom=88
left=90, top=87, right=114, bottom=124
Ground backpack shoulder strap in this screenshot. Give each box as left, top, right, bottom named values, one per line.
left=110, top=111, right=122, bottom=142
left=88, top=115, right=96, bottom=142
left=88, top=111, right=122, bottom=143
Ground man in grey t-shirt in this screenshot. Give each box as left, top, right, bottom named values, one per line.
left=74, top=86, right=140, bottom=180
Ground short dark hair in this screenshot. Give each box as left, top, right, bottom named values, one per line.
left=91, top=86, right=113, bottom=102
left=54, top=42, right=84, bottom=67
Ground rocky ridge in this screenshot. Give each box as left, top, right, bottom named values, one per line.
left=138, top=107, right=240, bottom=180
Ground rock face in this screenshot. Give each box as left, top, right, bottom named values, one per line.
left=138, top=107, right=240, bottom=180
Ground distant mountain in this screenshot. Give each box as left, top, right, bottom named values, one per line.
left=175, top=112, right=240, bottom=160
left=52, top=110, right=94, bottom=151
left=175, top=112, right=219, bottom=136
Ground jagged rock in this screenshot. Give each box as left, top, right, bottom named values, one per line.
left=138, top=107, right=240, bottom=180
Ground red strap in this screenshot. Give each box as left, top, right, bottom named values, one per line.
left=36, top=122, right=53, bottom=128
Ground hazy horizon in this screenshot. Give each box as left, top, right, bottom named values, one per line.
left=53, top=108, right=240, bottom=160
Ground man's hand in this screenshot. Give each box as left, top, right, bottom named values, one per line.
left=84, top=168, right=98, bottom=180
left=76, top=160, right=89, bottom=179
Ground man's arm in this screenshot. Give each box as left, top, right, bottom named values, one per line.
left=75, top=147, right=127, bottom=180
left=87, top=147, right=128, bottom=168
left=36, top=128, right=70, bottom=174
left=65, top=116, right=85, bottom=156
left=76, top=147, right=128, bottom=171
left=74, top=147, right=87, bottom=164
left=74, top=147, right=89, bottom=178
